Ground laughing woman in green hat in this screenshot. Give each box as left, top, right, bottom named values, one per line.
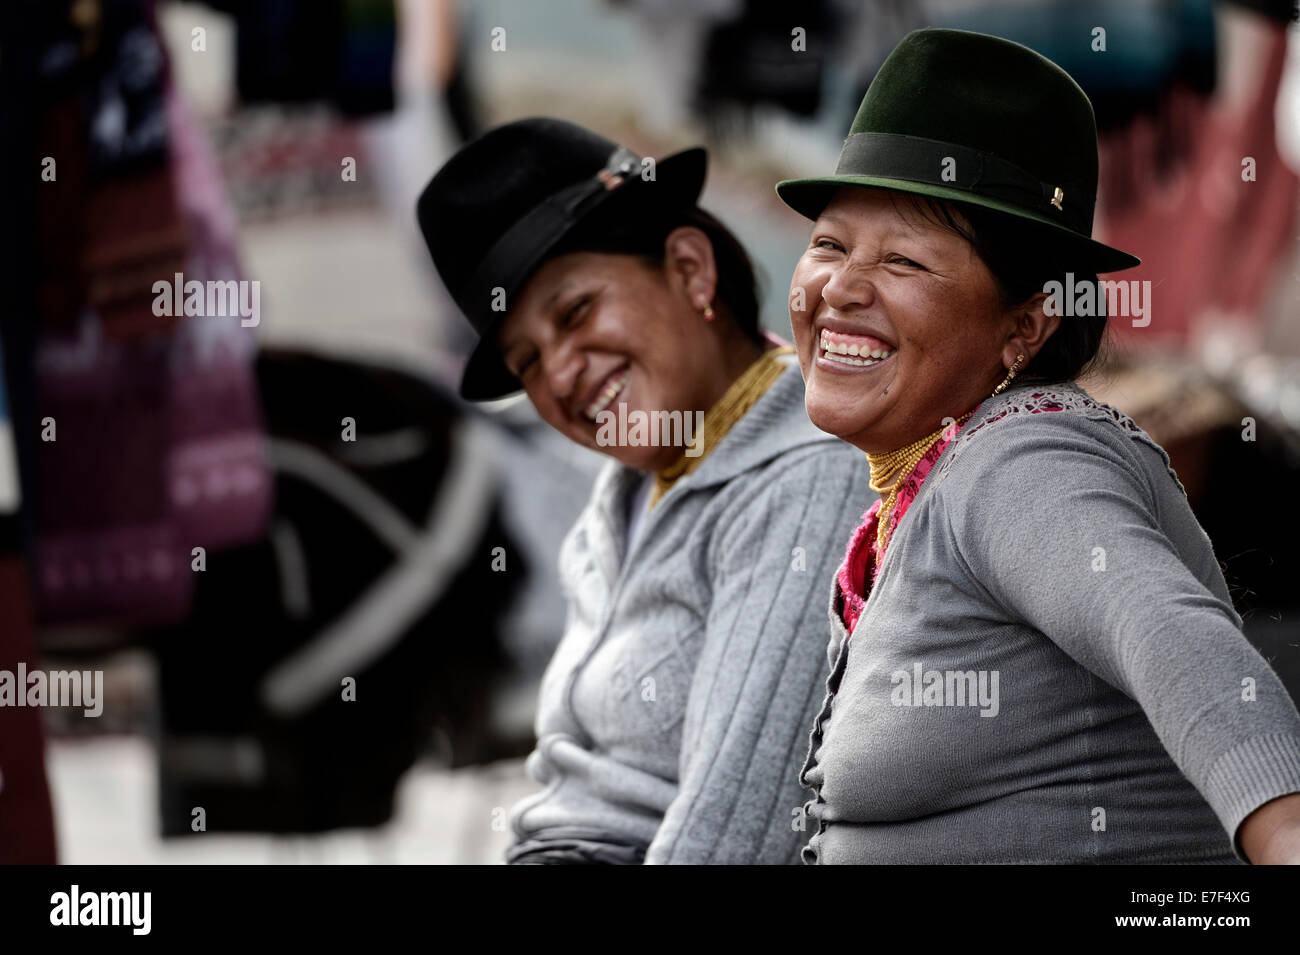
left=780, top=29, right=1300, bottom=864
left=418, top=118, right=870, bottom=863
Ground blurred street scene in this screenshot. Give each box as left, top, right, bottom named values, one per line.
left=2, top=0, right=1299, bottom=863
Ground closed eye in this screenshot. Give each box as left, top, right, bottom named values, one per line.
left=510, top=351, right=537, bottom=378
left=559, top=294, right=593, bottom=328
left=887, top=254, right=925, bottom=269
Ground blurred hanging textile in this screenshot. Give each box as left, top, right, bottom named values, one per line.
left=205, top=105, right=379, bottom=223
left=1090, top=0, right=1298, bottom=348
left=30, top=0, right=271, bottom=631
left=196, top=0, right=397, bottom=220
left=0, top=339, right=59, bottom=863
left=0, top=0, right=53, bottom=865
left=203, top=0, right=397, bottom=117
left=696, top=0, right=837, bottom=130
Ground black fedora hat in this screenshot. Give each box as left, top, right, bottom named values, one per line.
left=417, top=117, right=707, bottom=401
left=777, top=28, right=1140, bottom=274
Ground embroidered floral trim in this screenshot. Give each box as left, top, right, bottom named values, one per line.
left=931, top=382, right=1184, bottom=492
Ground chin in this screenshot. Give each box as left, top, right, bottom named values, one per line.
left=804, top=386, right=871, bottom=443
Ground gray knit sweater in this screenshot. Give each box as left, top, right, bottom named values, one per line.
left=507, top=356, right=873, bottom=864
left=800, top=381, right=1300, bottom=864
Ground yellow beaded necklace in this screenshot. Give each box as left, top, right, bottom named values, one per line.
left=863, top=356, right=1024, bottom=556
left=650, top=347, right=794, bottom=508
left=866, top=410, right=973, bottom=554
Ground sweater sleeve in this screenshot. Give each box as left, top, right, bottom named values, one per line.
left=945, top=413, right=1300, bottom=858
left=643, top=444, right=870, bottom=864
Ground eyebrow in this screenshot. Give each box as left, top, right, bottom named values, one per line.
left=539, top=286, right=564, bottom=316
left=815, top=211, right=950, bottom=253
left=540, top=278, right=585, bottom=317
left=500, top=277, right=582, bottom=357
left=816, top=210, right=853, bottom=229
left=817, top=210, right=916, bottom=237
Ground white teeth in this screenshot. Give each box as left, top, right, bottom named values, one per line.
left=819, top=333, right=894, bottom=364
left=584, top=371, right=628, bottom=420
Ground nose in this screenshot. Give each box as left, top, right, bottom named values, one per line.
left=820, top=258, right=878, bottom=313
left=542, top=339, right=585, bottom=406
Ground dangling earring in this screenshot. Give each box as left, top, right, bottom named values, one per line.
left=701, top=302, right=715, bottom=322
left=991, top=353, right=1025, bottom=397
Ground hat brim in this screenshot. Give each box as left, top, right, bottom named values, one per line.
left=775, top=175, right=1141, bottom=274
left=459, top=146, right=708, bottom=401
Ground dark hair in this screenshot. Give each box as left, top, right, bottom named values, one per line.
left=890, top=193, right=1107, bottom=383
left=553, top=205, right=764, bottom=345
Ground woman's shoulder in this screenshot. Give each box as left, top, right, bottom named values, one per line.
left=963, top=380, right=1146, bottom=441
left=745, top=431, right=868, bottom=490
left=707, top=435, right=870, bottom=544
left=931, top=379, right=1184, bottom=495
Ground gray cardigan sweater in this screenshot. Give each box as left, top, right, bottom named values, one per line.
left=507, top=356, right=873, bottom=863
left=800, top=381, right=1300, bottom=864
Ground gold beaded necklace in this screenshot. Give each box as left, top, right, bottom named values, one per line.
left=864, top=356, right=1025, bottom=557
left=650, top=346, right=794, bottom=508
left=866, top=410, right=973, bottom=555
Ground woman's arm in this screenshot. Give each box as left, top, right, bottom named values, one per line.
left=947, top=413, right=1300, bottom=861
left=1240, top=793, right=1300, bottom=864
left=643, top=445, right=870, bottom=864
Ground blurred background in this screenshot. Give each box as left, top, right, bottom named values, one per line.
left=1, top=0, right=1298, bottom=864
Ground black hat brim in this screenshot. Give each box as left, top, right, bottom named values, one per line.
left=459, top=146, right=708, bottom=401
left=776, top=175, right=1140, bottom=274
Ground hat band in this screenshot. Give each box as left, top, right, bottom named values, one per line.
left=835, top=132, right=1090, bottom=234
left=458, top=146, right=641, bottom=325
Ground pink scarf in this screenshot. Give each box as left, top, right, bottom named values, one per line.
left=836, top=415, right=971, bottom=636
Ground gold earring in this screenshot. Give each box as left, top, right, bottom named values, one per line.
left=702, top=303, right=715, bottom=322
left=991, top=353, right=1025, bottom=397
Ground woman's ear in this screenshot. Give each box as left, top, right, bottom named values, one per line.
left=662, top=226, right=718, bottom=313
left=1001, top=291, right=1060, bottom=369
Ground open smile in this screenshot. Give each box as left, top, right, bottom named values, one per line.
left=817, top=328, right=896, bottom=371
left=581, top=365, right=630, bottom=421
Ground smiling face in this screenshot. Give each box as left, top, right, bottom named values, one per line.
left=790, top=187, right=1032, bottom=453
left=498, top=232, right=761, bottom=470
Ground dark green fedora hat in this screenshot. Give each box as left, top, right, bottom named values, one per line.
left=777, top=28, right=1140, bottom=273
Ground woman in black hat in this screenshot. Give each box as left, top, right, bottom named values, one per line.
left=418, top=118, right=871, bottom=863
left=778, top=29, right=1300, bottom=864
